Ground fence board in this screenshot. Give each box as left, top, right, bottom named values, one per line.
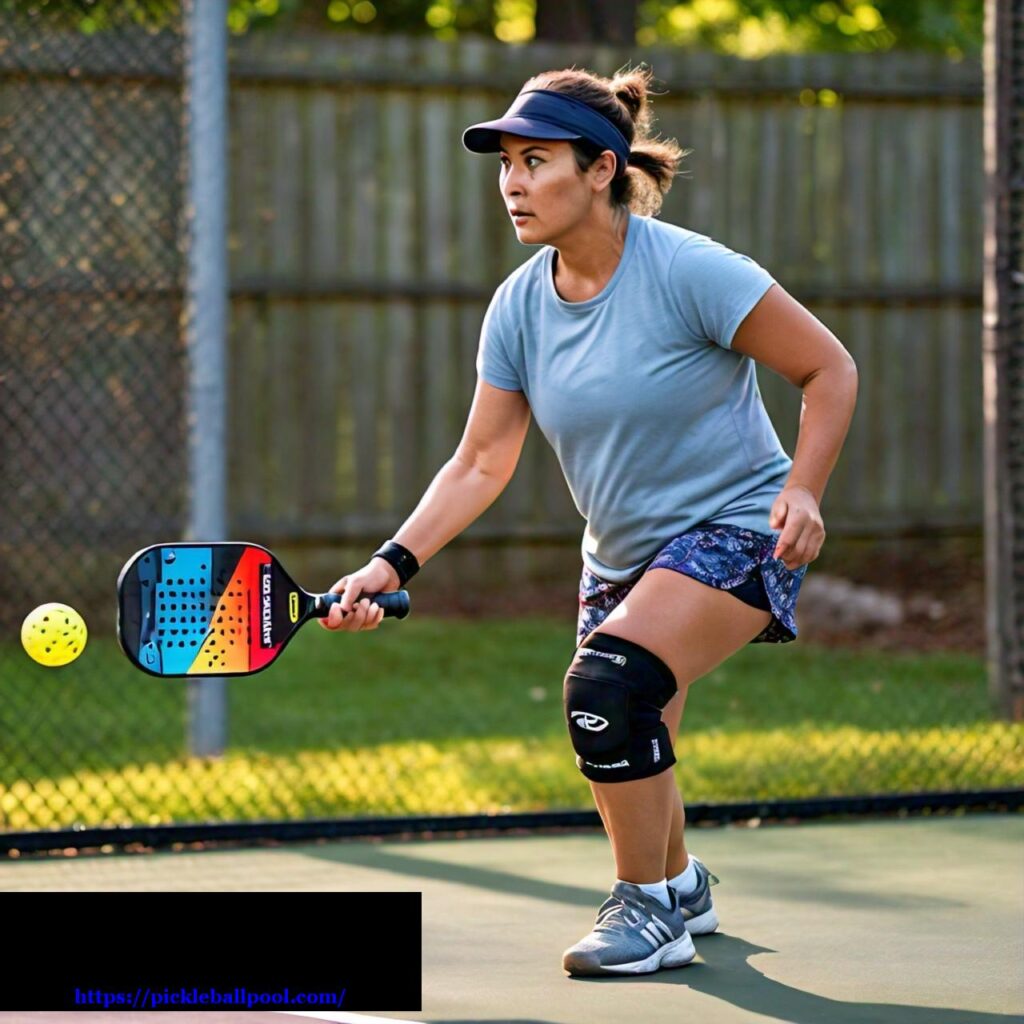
left=219, top=37, right=984, bottom=546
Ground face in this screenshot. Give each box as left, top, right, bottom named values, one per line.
left=498, top=133, right=617, bottom=244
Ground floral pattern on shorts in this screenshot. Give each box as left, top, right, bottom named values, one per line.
left=576, top=522, right=808, bottom=648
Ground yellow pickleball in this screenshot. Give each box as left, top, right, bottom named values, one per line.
left=21, top=603, right=87, bottom=667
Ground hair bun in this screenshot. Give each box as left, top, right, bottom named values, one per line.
left=613, top=79, right=645, bottom=120
left=519, top=64, right=685, bottom=217
left=609, top=66, right=654, bottom=133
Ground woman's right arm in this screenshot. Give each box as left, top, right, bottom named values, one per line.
left=392, top=379, right=532, bottom=566
left=321, top=380, right=532, bottom=630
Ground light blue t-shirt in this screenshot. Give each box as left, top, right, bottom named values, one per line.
left=476, top=212, right=792, bottom=584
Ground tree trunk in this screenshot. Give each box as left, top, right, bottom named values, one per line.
left=535, top=0, right=637, bottom=44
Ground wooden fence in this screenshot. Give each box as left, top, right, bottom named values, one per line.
left=1, top=29, right=984, bottom=599
left=224, top=34, right=984, bottom=559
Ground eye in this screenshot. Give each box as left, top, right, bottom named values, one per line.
left=499, top=155, right=542, bottom=170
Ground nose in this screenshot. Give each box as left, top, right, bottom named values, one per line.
left=501, top=164, right=526, bottom=198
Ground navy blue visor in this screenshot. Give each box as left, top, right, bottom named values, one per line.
left=462, top=89, right=631, bottom=178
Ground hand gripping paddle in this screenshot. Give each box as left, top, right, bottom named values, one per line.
left=117, top=542, right=410, bottom=678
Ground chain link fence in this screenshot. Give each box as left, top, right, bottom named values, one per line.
left=0, top=7, right=1019, bottom=840
left=0, top=0, right=191, bottom=831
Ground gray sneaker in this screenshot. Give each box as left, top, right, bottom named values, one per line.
left=672, top=856, right=720, bottom=935
left=562, top=880, right=696, bottom=976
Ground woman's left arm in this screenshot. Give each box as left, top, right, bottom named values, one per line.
left=730, top=283, right=859, bottom=571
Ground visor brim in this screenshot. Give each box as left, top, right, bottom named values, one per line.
left=462, top=117, right=583, bottom=154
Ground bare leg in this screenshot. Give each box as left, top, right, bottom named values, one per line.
left=582, top=570, right=771, bottom=883
left=589, top=768, right=678, bottom=883
left=589, top=685, right=691, bottom=881
left=663, top=693, right=690, bottom=880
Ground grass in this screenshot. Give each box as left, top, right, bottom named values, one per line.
left=0, top=618, right=1019, bottom=830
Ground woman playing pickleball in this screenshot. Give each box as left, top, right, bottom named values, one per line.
left=320, top=65, right=858, bottom=977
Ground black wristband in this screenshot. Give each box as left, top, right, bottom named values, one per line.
left=372, top=540, right=419, bottom=587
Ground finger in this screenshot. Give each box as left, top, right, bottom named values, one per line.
left=349, top=598, right=370, bottom=631
left=340, top=586, right=363, bottom=616
left=783, top=525, right=813, bottom=569
left=777, top=527, right=801, bottom=564
left=318, top=603, right=342, bottom=630
left=774, top=519, right=807, bottom=560
left=330, top=576, right=349, bottom=595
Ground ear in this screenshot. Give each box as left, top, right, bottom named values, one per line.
left=589, top=149, right=618, bottom=193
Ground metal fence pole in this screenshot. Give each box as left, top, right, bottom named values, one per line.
left=184, top=0, right=229, bottom=754
left=983, top=0, right=1024, bottom=721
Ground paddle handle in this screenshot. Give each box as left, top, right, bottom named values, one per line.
left=314, top=590, right=411, bottom=620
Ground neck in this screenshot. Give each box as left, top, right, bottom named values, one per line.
left=552, top=205, right=630, bottom=284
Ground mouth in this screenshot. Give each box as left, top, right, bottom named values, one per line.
left=510, top=211, right=533, bottom=220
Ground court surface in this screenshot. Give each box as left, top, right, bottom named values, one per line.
left=2, top=814, right=1021, bottom=1023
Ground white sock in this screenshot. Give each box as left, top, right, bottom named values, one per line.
left=623, top=878, right=673, bottom=910
left=669, top=856, right=699, bottom=895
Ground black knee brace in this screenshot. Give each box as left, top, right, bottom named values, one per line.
left=563, top=632, right=678, bottom=783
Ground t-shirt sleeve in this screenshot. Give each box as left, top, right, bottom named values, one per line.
left=475, top=285, right=523, bottom=391
left=670, top=234, right=776, bottom=350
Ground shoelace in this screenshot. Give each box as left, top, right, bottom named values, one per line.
left=594, top=896, right=656, bottom=933
left=595, top=898, right=631, bottom=930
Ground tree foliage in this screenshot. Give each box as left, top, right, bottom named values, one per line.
left=7, top=0, right=983, bottom=58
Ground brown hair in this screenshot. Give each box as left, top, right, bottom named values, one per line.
left=520, top=64, right=689, bottom=217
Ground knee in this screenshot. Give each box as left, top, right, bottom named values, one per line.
left=563, top=631, right=678, bottom=784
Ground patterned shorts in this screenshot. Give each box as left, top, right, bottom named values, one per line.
left=577, top=523, right=808, bottom=648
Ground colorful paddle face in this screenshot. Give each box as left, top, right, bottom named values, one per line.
left=116, top=542, right=410, bottom=678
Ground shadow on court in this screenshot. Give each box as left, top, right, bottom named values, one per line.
left=1, top=815, right=1021, bottom=1023
left=585, top=933, right=1022, bottom=1024
left=298, top=815, right=1023, bottom=1024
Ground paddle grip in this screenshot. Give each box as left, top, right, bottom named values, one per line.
left=314, top=590, right=411, bottom=620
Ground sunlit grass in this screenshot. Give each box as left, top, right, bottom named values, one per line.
left=0, top=621, right=1018, bottom=830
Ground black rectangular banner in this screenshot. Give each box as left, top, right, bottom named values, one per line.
left=6, top=892, right=421, bottom=1012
